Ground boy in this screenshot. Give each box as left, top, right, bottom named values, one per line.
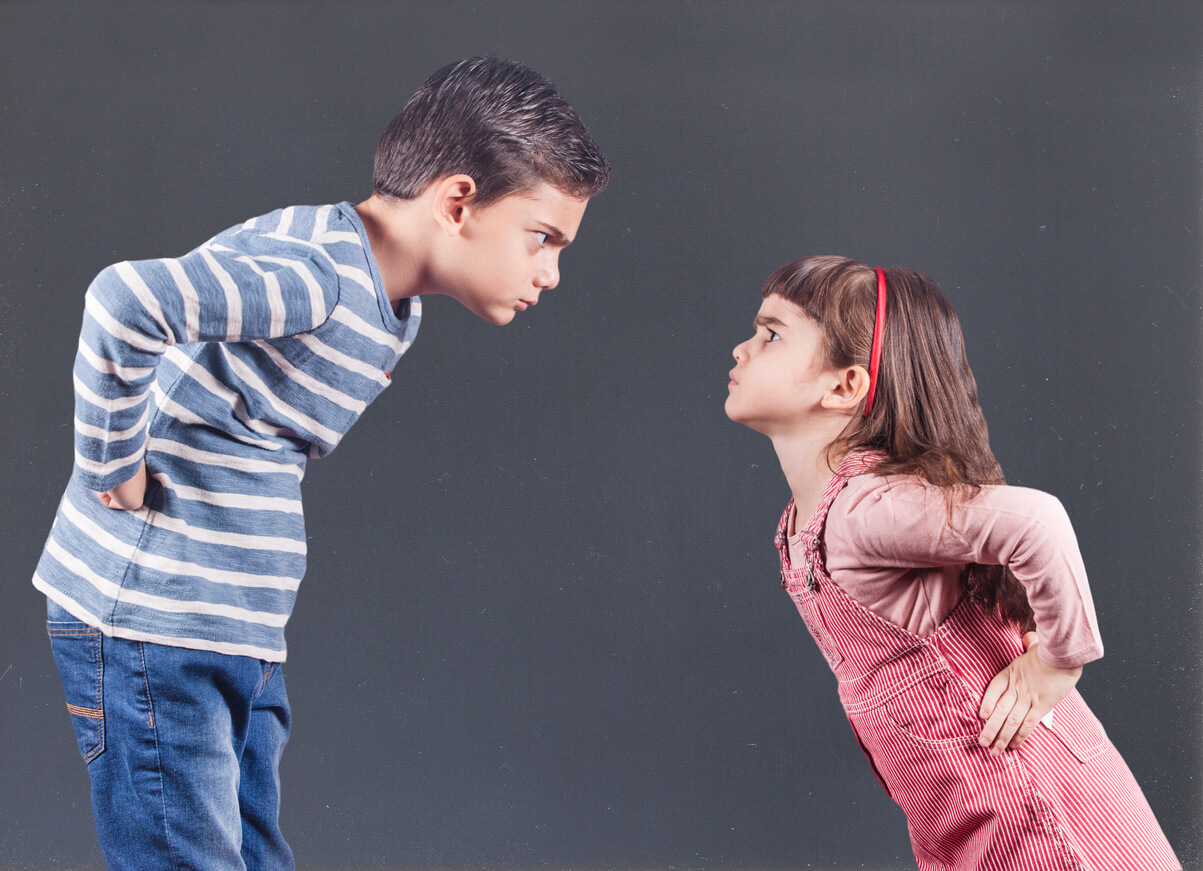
left=34, top=55, right=609, bottom=870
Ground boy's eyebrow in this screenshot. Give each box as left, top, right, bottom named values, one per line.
left=535, top=221, right=572, bottom=246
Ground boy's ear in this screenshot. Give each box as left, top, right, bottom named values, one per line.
left=821, top=365, right=871, bottom=412
left=431, top=174, right=478, bottom=236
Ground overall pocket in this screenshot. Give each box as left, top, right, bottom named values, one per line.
left=881, top=668, right=982, bottom=747
left=1037, top=689, right=1108, bottom=763
left=47, top=607, right=106, bottom=764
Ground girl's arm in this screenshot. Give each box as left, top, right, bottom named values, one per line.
left=830, top=475, right=1102, bottom=751
left=833, top=475, right=1103, bottom=667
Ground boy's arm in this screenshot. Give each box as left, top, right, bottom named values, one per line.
left=74, top=229, right=341, bottom=494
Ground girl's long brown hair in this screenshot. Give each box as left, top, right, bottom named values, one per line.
left=764, top=256, right=1034, bottom=630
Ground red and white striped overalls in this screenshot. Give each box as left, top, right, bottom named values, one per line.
left=777, top=453, right=1180, bottom=871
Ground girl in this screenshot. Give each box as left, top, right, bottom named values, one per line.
left=725, top=257, right=1180, bottom=871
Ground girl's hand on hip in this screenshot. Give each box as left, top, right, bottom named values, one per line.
left=98, top=458, right=147, bottom=510
left=977, top=631, right=1081, bottom=755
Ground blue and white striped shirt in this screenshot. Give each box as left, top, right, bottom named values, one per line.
left=33, top=203, right=421, bottom=661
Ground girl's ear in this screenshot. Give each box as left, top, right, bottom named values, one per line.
left=821, top=364, right=871, bottom=412
left=431, top=174, right=478, bottom=236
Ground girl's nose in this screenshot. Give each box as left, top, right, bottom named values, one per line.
left=732, top=341, right=747, bottom=363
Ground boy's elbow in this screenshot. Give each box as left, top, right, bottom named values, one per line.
left=85, top=264, right=124, bottom=303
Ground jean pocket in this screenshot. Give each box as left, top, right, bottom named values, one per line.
left=47, top=615, right=106, bottom=764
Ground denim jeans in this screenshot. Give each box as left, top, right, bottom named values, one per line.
left=46, top=598, right=294, bottom=870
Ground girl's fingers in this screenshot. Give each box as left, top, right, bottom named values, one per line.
left=992, top=698, right=1033, bottom=753
left=979, top=686, right=1018, bottom=749
left=990, top=698, right=1029, bottom=754
left=1007, top=710, right=1042, bottom=750
left=979, top=669, right=1010, bottom=720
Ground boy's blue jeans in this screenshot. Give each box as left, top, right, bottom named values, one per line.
left=46, top=599, right=294, bottom=870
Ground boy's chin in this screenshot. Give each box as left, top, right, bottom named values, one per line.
left=467, top=303, right=518, bottom=326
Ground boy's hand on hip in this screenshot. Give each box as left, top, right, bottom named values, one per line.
left=977, top=631, right=1081, bottom=755
left=99, top=459, right=147, bottom=510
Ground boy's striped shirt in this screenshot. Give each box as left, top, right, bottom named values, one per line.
left=33, top=203, right=421, bottom=661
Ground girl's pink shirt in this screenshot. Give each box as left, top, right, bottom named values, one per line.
left=787, top=473, right=1104, bottom=669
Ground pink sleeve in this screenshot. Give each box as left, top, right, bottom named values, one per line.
left=829, top=475, right=1104, bottom=668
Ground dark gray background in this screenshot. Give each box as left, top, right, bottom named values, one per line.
left=1, top=2, right=1199, bottom=869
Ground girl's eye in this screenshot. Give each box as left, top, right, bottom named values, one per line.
left=534, top=231, right=549, bottom=247
left=767, top=330, right=780, bottom=342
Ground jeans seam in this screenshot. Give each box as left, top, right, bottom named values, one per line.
left=138, top=641, right=182, bottom=869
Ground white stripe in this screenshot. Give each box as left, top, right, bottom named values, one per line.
left=220, top=347, right=342, bottom=445
left=76, top=338, right=154, bottom=381
left=230, top=254, right=286, bottom=335
left=85, top=292, right=163, bottom=352
left=276, top=205, right=295, bottom=236
left=163, top=346, right=300, bottom=441
left=59, top=497, right=299, bottom=590
left=251, top=240, right=335, bottom=327
left=147, top=434, right=304, bottom=479
left=112, top=261, right=173, bottom=343
left=242, top=215, right=259, bottom=230
left=73, top=448, right=142, bottom=478
left=148, top=381, right=286, bottom=453
left=310, top=204, right=332, bottom=240
left=295, top=334, right=389, bottom=385
left=329, top=306, right=404, bottom=354
left=163, top=258, right=202, bottom=341
left=320, top=230, right=361, bottom=245
left=34, top=576, right=286, bottom=661
left=253, top=342, right=366, bottom=414
left=197, top=248, right=243, bottom=337
left=143, top=508, right=306, bottom=554
left=39, top=541, right=289, bottom=627
left=334, top=263, right=375, bottom=296
left=73, top=373, right=147, bottom=413
left=75, top=405, right=149, bottom=443
left=265, top=255, right=328, bottom=330
left=154, top=470, right=303, bottom=515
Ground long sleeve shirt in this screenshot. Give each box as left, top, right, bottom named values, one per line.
left=34, top=203, right=421, bottom=662
left=788, top=473, right=1104, bottom=669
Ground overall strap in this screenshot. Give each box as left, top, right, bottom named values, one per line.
left=784, top=451, right=888, bottom=591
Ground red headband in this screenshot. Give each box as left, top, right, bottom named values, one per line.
left=862, top=267, right=887, bottom=417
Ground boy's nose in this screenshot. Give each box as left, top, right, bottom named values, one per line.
left=535, top=261, right=559, bottom=290
left=732, top=342, right=747, bottom=362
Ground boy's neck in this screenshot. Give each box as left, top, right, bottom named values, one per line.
left=771, top=425, right=849, bottom=530
left=353, top=194, right=434, bottom=308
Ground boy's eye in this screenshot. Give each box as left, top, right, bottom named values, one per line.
left=767, top=330, right=780, bottom=342
left=534, top=231, right=549, bottom=246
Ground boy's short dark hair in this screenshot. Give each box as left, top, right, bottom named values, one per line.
left=373, top=55, right=610, bottom=206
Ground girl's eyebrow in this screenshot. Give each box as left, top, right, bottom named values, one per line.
left=753, top=314, right=790, bottom=330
